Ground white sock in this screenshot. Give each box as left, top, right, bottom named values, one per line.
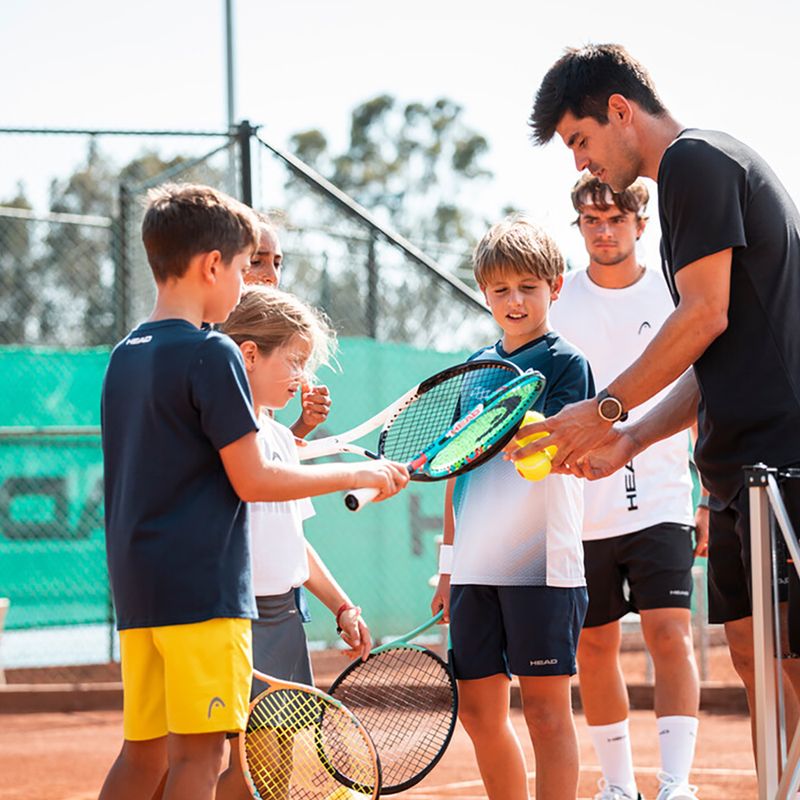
left=657, top=715, right=698, bottom=783
left=589, top=719, right=638, bottom=798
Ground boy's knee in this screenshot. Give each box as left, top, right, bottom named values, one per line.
left=522, top=702, right=570, bottom=740
left=119, top=738, right=169, bottom=778
left=458, top=703, right=507, bottom=736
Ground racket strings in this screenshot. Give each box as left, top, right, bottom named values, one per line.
left=245, top=688, right=377, bottom=798
left=381, top=363, right=518, bottom=463
left=427, top=377, right=542, bottom=476
left=330, top=648, right=456, bottom=791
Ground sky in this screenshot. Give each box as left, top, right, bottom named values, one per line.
left=2, top=0, right=799, bottom=268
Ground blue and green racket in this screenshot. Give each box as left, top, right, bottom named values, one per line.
left=341, top=366, right=546, bottom=511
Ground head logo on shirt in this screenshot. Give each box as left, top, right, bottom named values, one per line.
left=638, top=321, right=652, bottom=335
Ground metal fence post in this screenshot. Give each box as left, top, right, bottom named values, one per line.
left=237, top=119, right=254, bottom=207
left=115, top=182, right=131, bottom=341
left=366, top=233, right=378, bottom=339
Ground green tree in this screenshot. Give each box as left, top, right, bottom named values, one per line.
left=279, top=95, right=499, bottom=346
left=0, top=186, right=35, bottom=344
left=289, top=94, right=493, bottom=272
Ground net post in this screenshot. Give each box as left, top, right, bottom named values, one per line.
left=747, top=463, right=781, bottom=798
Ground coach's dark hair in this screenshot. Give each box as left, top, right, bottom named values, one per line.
left=570, top=174, right=649, bottom=225
left=141, top=183, right=259, bottom=282
left=529, top=44, right=667, bottom=145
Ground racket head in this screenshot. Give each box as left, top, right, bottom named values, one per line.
left=412, top=369, right=545, bottom=480
left=376, top=360, right=522, bottom=473
left=240, top=676, right=381, bottom=799
left=298, top=360, right=519, bottom=463
left=327, top=645, right=457, bottom=794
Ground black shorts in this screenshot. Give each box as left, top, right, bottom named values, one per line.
left=449, top=584, right=588, bottom=679
left=708, top=473, right=800, bottom=653
left=582, top=522, right=695, bottom=629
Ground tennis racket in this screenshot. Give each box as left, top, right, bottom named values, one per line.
left=298, top=360, right=520, bottom=466
left=241, top=670, right=381, bottom=799
left=342, top=367, right=546, bottom=510
left=327, top=611, right=456, bottom=794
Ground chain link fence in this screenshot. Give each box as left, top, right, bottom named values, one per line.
left=0, top=124, right=495, bottom=680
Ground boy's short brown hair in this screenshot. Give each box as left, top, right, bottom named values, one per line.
left=571, top=173, right=649, bottom=224
left=473, top=214, right=565, bottom=288
left=141, top=183, right=260, bottom=282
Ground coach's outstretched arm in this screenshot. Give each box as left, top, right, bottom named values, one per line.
left=508, top=248, right=730, bottom=472
left=575, top=369, right=701, bottom=481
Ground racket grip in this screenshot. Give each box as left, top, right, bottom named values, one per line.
left=344, top=486, right=380, bottom=511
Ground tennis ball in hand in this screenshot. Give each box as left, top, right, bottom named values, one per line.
left=514, top=410, right=557, bottom=482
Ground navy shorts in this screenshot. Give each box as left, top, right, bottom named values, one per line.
left=583, top=522, right=695, bottom=628
left=449, top=584, right=588, bottom=678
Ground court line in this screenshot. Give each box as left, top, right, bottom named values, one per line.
left=406, top=763, right=757, bottom=795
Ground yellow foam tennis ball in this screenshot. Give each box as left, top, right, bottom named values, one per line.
left=514, top=411, right=557, bottom=482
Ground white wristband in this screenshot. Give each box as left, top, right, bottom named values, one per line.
left=438, top=544, right=454, bottom=575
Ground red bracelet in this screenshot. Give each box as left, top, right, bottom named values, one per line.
left=335, top=603, right=356, bottom=633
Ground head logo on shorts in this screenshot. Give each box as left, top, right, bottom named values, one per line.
left=207, top=696, right=226, bottom=718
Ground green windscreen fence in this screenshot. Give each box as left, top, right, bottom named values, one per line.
left=0, top=339, right=469, bottom=664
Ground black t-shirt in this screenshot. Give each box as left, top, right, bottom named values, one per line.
left=101, top=319, right=259, bottom=629
left=659, top=129, right=800, bottom=503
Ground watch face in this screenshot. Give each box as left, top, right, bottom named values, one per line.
left=598, top=396, right=622, bottom=421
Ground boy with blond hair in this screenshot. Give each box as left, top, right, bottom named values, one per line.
left=432, top=214, right=593, bottom=800
left=99, top=183, right=407, bottom=800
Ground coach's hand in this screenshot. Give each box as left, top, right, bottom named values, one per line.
left=572, top=427, right=639, bottom=480
left=354, top=460, right=409, bottom=501
left=506, top=398, right=613, bottom=474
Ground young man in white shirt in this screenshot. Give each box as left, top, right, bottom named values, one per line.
left=549, top=175, right=704, bottom=800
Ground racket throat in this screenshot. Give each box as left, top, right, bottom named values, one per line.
left=409, top=453, right=428, bottom=471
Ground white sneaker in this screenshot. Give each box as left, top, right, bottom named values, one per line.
left=594, top=778, right=643, bottom=800
left=655, top=771, right=699, bottom=800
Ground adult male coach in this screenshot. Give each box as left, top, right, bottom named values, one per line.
left=549, top=174, right=701, bottom=800
left=516, top=42, right=800, bottom=778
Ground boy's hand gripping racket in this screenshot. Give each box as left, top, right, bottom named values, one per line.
left=327, top=611, right=456, bottom=794
left=298, top=361, right=546, bottom=511
left=241, top=670, right=381, bottom=799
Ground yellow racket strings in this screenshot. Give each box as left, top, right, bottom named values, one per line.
left=245, top=687, right=377, bottom=799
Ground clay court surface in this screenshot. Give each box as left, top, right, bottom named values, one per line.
left=0, top=705, right=755, bottom=799
left=0, top=643, right=760, bottom=800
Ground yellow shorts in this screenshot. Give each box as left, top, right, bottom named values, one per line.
left=119, top=617, right=253, bottom=741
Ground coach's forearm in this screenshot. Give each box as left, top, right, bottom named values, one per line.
left=607, top=304, right=722, bottom=413
left=625, top=369, right=700, bottom=455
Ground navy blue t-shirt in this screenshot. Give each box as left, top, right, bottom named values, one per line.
left=468, top=332, right=595, bottom=417
left=101, top=319, right=259, bottom=630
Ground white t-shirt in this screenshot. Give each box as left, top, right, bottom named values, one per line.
left=249, top=415, right=314, bottom=596
left=549, top=267, right=694, bottom=541
left=451, top=458, right=585, bottom=587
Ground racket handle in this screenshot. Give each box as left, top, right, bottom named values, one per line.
left=344, top=486, right=380, bottom=511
